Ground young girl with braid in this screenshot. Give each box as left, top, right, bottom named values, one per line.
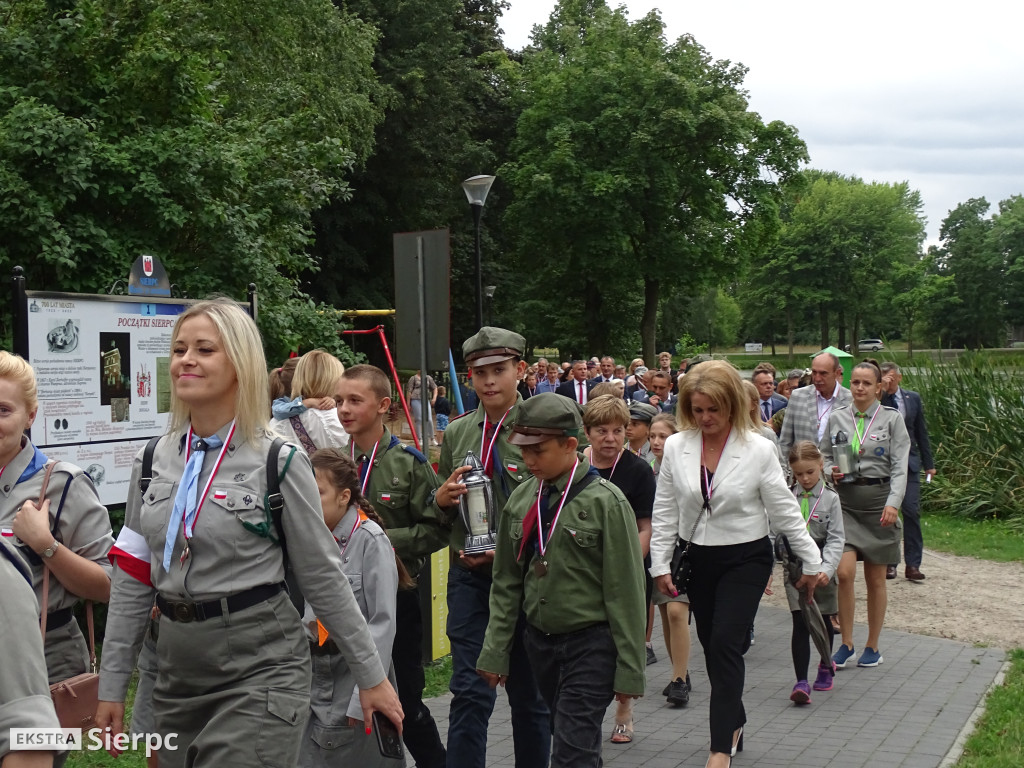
left=301, top=449, right=413, bottom=768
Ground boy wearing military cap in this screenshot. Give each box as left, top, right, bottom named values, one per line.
left=432, top=327, right=550, bottom=768
left=626, top=401, right=658, bottom=467
left=477, top=393, right=646, bottom=768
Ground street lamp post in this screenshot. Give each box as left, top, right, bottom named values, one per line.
left=462, top=175, right=496, bottom=330
left=484, top=285, right=496, bottom=326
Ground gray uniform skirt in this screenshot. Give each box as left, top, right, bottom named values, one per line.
left=785, top=576, right=838, bottom=615
left=152, top=590, right=310, bottom=768
left=130, top=627, right=159, bottom=736
left=837, top=483, right=902, bottom=565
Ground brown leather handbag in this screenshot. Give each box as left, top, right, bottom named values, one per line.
left=37, top=461, right=100, bottom=730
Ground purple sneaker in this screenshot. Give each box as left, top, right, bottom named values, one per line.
left=790, top=680, right=812, bottom=705
left=813, top=662, right=835, bottom=691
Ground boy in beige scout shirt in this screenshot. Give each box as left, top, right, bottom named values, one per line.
left=477, top=393, right=646, bottom=768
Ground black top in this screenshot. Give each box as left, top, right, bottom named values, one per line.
left=435, top=397, right=452, bottom=417
left=595, top=449, right=655, bottom=520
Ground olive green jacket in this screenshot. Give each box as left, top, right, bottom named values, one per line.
left=476, top=457, right=646, bottom=696
left=353, top=427, right=448, bottom=576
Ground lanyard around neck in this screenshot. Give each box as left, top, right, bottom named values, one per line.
left=480, top=407, right=513, bottom=473
left=536, top=458, right=579, bottom=557
left=851, top=405, right=881, bottom=453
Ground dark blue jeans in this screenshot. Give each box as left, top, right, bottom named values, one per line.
left=523, top=623, right=617, bottom=768
left=446, top=566, right=550, bottom=768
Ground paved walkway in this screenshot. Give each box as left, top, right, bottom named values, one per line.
left=426, top=605, right=1007, bottom=768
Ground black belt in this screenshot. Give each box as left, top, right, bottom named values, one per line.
left=156, top=582, right=286, bottom=623
left=48, top=607, right=75, bottom=630
left=309, top=638, right=341, bottom=656
left=851, top=477, right=890, bottom=486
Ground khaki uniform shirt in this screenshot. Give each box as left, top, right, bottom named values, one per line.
left=477, top=458, right=646, bottom=695
left=821, top=403, right=911, bottom=510
left=435, top=397, right=530, bottom=575
left=0, top=439, right=113, bottom=611
left=0, top=539, right=60, bottom=758
left=98, top=425, right=386, bottom=701
left=352, top=428, right=447, bottom=576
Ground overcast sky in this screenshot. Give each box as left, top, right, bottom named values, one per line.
left=500, top=0, right=1024, bottom=247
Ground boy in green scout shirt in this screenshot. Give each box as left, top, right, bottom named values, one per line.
left=432, top=327, right=550, bottom=768
left=336, top=364, right=449, bottom=768
left=476, top=393, right=646, bottom=768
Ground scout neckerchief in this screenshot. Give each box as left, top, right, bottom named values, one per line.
left=850, top=403, right=880, bottom=455
left=480, top=406, right=513, bottom=476
left=533, top=457, right=579, bottom=576
left=798, top=485, right=823, bottom=525
left=165, top=421, right=235, bottom=570
left=351, top=438, right=381, bottom=497
left=1, top=444, right=51, bottom=539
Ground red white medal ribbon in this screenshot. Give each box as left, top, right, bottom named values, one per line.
left=480, top=407, right=513, bottom=474
left=339, top=509, right=369, bottom=558
left=351, top=439, right=381, bottom=497
left=183, top=421, right=236, bottom=540
left=851, top=405, right=881, bottom=453
left=536, top=457, right=580, bottom=558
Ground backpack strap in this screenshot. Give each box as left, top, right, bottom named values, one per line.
left=266, top=438, right=294, bottom=566
left=139, top=436, right=161, bottom=496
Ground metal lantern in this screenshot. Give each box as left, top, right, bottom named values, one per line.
left=458, top=450, right=497, bottom=554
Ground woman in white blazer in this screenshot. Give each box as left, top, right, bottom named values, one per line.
left=650, top=361, right=823, bottom=768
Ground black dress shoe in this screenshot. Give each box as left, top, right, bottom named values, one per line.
left=666, top=677, right=689, bottom=707
left=886, top=565, right=897, bottom=580
left=905, top=566, right=926, bottom=581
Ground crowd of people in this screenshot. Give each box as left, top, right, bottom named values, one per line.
left=0, top=311, right=936, bottom=768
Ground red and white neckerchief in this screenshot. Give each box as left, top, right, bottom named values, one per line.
left=850, top=404, right=881, bottom=455
left=480, top=407, right=513, bottom=475
left=183, top=421, right=235, bottom=540
left=536, top=457, right=580, bottom=558
left=350, top=438, right=381, bottom=496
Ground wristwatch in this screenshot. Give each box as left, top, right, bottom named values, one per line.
left=41, top=539, right=61, bottom=558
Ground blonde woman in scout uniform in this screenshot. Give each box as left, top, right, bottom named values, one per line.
left=821, top=360, right=910, bottom=670
left=0, top=352, right=113, bottom=684
left=432, top=327, right=550, bottom=768
left=477, top=393, right=645, bottom=768
left=1, top=538, right=61, bottom=768
left=301, top=448, right=409, bottom=768
left=336, top=364, right=448, bottom=768
left=95, top=299, right=402, bottom=768
left=785, top=441, right=845, bottom=703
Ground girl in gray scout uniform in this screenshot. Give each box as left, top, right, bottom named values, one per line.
left=97, top=300, right=402, bottom=768
left=300, top=449, right=411, bottom=768
left=821, top=360, right=910, bottom=671
left=0, top=352, right=113, bottom=684
left=785, top=441, right=845, bottom=704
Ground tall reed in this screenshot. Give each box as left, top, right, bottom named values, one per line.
left=906, top=355, right=1024, bottom=523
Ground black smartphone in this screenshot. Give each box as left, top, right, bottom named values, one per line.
left=371, top=711, right=404, bottom=760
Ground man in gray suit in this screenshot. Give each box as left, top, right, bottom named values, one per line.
left=779, top=352, right=852, bottom=461
left=880, top=363, right=936, bottom=581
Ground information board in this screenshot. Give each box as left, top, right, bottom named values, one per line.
left=24, top=292, right=191, bottom=505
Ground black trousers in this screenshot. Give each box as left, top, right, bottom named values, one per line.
left=394, top=586, right=446, bottom=768
left=687, top=537, right=772, bottom=754
left=523, top=623, right=617, bottom=768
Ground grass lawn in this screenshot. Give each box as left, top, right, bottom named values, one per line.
left=955, top=649, right=1024, bottom=767
left=424, top=654, right=453, bottom=698
left=922, top=514, right=1024, bottom=563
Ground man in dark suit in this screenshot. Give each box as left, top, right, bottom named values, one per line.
left=880, top=362, right=936, bottom=581
left=752, top=365, right=787, bottom=424
left=556, top=360, right=597, bottom=405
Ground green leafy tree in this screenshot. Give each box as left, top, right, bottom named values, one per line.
left=501, top=0, right=807, bottom=359
left=0, top=0, right=379, bottom=362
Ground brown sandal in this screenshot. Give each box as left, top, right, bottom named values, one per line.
left=610, top=719, right=634, bottom=744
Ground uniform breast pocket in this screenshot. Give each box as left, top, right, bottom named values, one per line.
left=206, top=485, right=270, bottom=538
left=139, top=481, right=176, bottom=538
left=375, top=491, right=409, bottom=523
left=346, top=573, right=364, bottom=600
left=565, top=525, right=601, bottom=550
